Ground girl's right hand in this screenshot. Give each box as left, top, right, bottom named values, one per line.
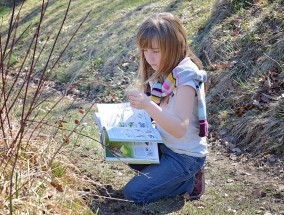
left=126, top=91, right=151, bottom=110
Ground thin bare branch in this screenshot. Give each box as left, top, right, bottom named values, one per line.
left=21, top=0, right=47, bottom=126
left=48, top=99, right=97, bottom=167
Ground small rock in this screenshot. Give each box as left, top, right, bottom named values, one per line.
left=240, top=171, right=252, bottom=176
left=240, top=155, right=249, bottom=163
left=227, top=179, right=234, bottom=183
left=72, top=89, right=81, bottom=95
left=205, top=179, right=212, bottom=185
left=276, top=185, right=284, bottom=192
left=122, top=62, right=129, bottom=67
left=267, top=155, right=277, bottom=164
left=229, top=154, right=238, bottom=161
left=252, top=189, right=266, bottom=198
left=232, top=147, right=242, bottom=154
left=274, top=198, right=282, bottom=203
left=219, top=129, right=227, bottom=135
left=273, top=25, right=280, bottom=34
left=252, top=100, right=260, bottom=106
left=228, top=60, right=238, bottom=68
left=227, top=207, right=237, bottom=214
left=264, top=78, right=271, bottom=88
left=226, top=142, right=236, bottom=150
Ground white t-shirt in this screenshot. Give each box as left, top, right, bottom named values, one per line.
left=156, top=80, right=207, bottom=157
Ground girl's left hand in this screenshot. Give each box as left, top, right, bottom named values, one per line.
left=126, top=91, right=151, bottom=110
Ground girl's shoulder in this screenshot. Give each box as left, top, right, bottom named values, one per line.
left=174, top=80, right=197, bottom=94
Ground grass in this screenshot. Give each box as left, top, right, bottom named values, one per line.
left=6, top=0, right=216, bottom=95
left=1, top=0, right=283, bottom=214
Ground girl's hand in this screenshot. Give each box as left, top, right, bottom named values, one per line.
left=126, top=91, right=151, bottom=110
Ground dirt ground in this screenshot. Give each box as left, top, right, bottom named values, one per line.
left=71, top=136, right=284, bottom=215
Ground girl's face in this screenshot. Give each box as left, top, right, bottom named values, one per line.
left=143, top=40, right=161, bottom=71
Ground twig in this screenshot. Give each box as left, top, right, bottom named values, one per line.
left=30, top=0, right=72, bottom=105
left=9, top=125, right=25, bottom=215
left=48, top=99, right=97, bottom=167
left=264, top=53, right=284, bottom=71
left=202, top=49, right=212, bottom=66
left=91, top=194, right=134, bottom=203
left=25, top=118, right=101, bottom=144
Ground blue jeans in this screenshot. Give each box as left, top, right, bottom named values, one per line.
left=123, top=144, right=205, bottom=204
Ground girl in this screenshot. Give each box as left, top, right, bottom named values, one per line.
left=124, top=12, right=208, bottom=204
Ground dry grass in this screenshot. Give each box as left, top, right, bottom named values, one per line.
left=199, top=0, right=284, bottom=155
left=0, top=1, right=100, bottom=214
left=0, top=135, right=95, bottom=214
left=230, top=95, right=284, bottom=154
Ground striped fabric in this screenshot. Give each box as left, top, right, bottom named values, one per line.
left=150, top=57, right=208, bottom=137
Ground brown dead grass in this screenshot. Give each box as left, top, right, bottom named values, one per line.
left=231, top=95, right=284, bottom=154
left=0, top=135, right=96, bottom=214
left=198, top=0, right=284, bottom=156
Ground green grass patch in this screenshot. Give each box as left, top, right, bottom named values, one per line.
left=51, top=161, right=67, bottom=178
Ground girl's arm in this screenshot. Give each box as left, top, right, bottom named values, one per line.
left=126, top=85, right=195, bottom=139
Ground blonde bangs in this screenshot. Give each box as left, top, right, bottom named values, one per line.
left=137, top=29, right=159, bottom=51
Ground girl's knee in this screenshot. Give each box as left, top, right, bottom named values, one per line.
left=123, top=181, right=150, bottom=204
left=123, top=182, right=140, bottom=201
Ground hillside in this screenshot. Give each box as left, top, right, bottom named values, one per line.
left=3, top=0, right=282, bottom=156
left=197, top=0, right=284, bottom=157
left=0, top=0, right=283, bottom=214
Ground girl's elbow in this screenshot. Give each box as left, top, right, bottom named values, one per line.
left=173, top=129, right=186, bottom=139
left=172, top=121, right=189, bottom=139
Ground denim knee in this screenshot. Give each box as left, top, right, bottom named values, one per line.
left=123, top=181, right=141, bottom=203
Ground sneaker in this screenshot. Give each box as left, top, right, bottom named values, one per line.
left=183, top=167, right=205, bottom=200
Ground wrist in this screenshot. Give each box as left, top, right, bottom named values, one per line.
left=144, top=100, right=158, bottom=113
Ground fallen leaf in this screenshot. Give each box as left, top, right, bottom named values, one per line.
left=234, top=19, right=241, bottom=28
left=210, top=64, right=219, bottom=71
left=234, top=106, right=246, bottom=117
left=221, top=63, right=228, bottom=69
left=51, top=180, right=64, bottom=192
left=1, top=181, right=9, bottom=195
left=231, top=29, right=240, bottom=36
left=55, top=119, right=67, bottom=127
left=63, top=134, right=70, bottom=144
left=78, top=108, right=85, bottom=114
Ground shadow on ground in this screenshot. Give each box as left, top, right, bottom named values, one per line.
left=90, top=185, right=186, bottom=215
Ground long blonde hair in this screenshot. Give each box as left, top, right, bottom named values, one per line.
left=136, top=12, right=203, bottom=93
